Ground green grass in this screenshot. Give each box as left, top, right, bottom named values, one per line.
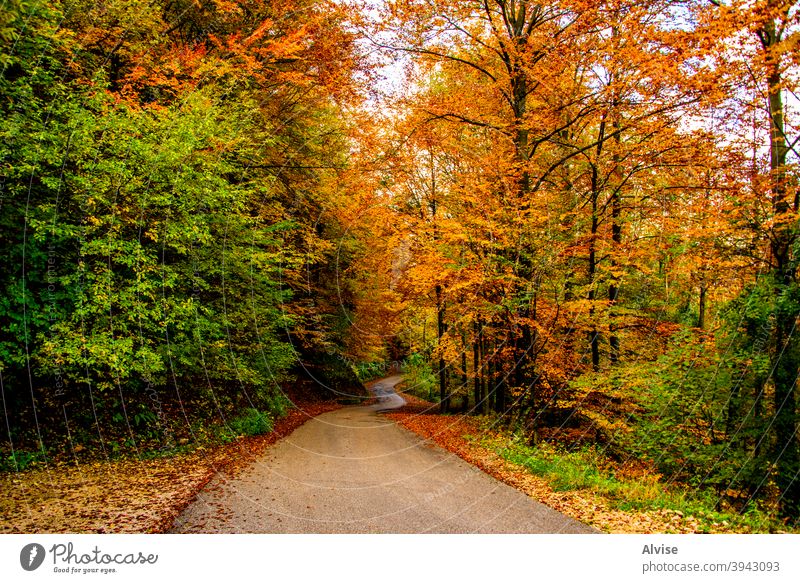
left=478, top=431, right=794, bottom=533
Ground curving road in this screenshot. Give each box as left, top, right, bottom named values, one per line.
left=170, top=376, right=595, bottom=533
left=368, top=374, right=408, bottom=411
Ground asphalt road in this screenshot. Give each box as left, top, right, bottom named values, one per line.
left=170, top=376, right=596, bottom=533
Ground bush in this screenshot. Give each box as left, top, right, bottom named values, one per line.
left=264, top=392, right=293, bottom=419
left=494, top=437, right=782, bottom=531
left=355, top=361, right=389, bottom=382
left=403, top=353, right=438, bottom=401
left=227, top=408, right=273, bottom=437
left=0, top=449, right=45, bottom=472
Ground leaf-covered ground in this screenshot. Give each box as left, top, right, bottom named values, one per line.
left=0, top=402, right=340, bottom=533
left=385, top=407, right=784, bottom=534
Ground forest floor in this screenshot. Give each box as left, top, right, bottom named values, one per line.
left=387, top=388, right=794, bottom=534
left=0, top=401, right=340, bottom=533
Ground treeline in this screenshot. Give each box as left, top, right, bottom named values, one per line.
left=0, top=0, right=365, bottom=462
left=358, top=0, right=800, bottom=521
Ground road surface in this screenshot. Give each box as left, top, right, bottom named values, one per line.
left=171, top=376, right=596, bottom=533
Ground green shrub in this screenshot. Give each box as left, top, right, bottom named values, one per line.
left=493, top=437, right=784, bottom=532
left=403, top=353, right=437, bottom=401
left=227, top=408, right=273, bottom=437
left=264, top=392, right=293, bottom=419
left=356, top=361, right=388, bottom=382
left=0, top=450, right=45, bottom=472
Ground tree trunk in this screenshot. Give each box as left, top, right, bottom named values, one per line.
left=436, top=284, right=448, bottom=413
left=494, top=367, right=506, bottom=414
left=480, top=323, right=488, bottom=414
left=461, top=329, right=468, bottom=410
left=487, top=345, right=495, bottom=413
left=473, top=320, right=481, bottom=413
left=698, top=284, right=707, bottom=330
left=587, top=111, right=606, bottom=372
left=761, top=16, right=799, bottom=513
left=609, top=123, right=622, bottom=365
left=589, top=165, right=601, bottom=372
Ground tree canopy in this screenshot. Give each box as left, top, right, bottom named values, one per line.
left=1, top=0, right=799, bottom=526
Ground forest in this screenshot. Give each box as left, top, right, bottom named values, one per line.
left=1, top=0, right=799, bottom=532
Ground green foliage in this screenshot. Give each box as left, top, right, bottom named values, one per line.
left=571, top=307, right=794, bottom=520
left=299, top=352, right=367, bottom=403
left=355, top=361, right=390, bottom=382
left=226, top=408, right=274, bottom=438
left=0, top=0, right=364, bottom=462
left=262, top=391, right=293, bottom=420
left=0, top=449, right=45, bottom=472
left=551, top=316, right=770, bottom=517
left=492, top=435, right=786, bottom=533
left=502, top=442, right=609, bottom=492
left=622, top=332, right=735, bottom=487
left=402, top=353, right=437, bottom=401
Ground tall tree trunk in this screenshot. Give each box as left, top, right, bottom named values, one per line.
left=608, top=116, right=622, bottom=364
left=589, top=165, right=601, bottom=372
left=587, top=111, right=606, bottom=372
left=494, top=365, right=507, bottom=414
left=429, top=149, right=450, bottom=413
left=761, top=15, right=799, bottom=513
left=436, top=284, right=448, bottom=413
left=461, top=329, right=468, bottom=410
left=510, top=51, right=538, bottom=414
left=487, top=343, right=495, bottom=413
left=698, top=284, right=707, bottom=330
left=494, top=323, right=508, bottom=413
left=473, top=320, right=481, bottom=413
left=480, top=323, right=488, bottom=414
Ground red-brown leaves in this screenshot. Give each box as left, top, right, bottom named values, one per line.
left=0, top=401, right=340, bottom=534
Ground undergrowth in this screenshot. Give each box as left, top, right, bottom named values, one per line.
left=476, top=427, right=795, bottom=533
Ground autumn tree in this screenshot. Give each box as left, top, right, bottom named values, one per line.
left=0, top=0, right=369, bottom=459
left=689, top=0, right=800, bottom=515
